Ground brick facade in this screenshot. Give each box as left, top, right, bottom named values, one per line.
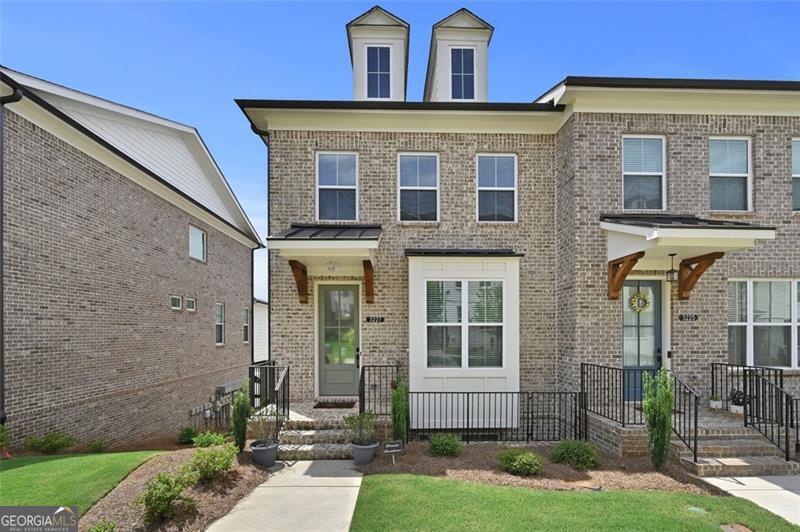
left=3, top=109, right=253, bottom=448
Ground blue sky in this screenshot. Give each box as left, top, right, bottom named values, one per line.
left=3, top=1, right=799, bottom=298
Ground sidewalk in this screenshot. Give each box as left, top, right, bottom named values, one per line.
left=207, top=460, right=363, bottom=532
left=703, top=475, right=800, bottom=526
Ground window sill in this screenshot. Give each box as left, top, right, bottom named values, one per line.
left=708, top=210, right=756, bottom=216
left=397, top=221, right=440, bottom=227
left=216, top=343, right=225, bottom=347
left=190, top=256, right=207, bottom=264
left=477, top=221, right=518, bottom=225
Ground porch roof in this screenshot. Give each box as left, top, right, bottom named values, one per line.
left=269, top=223, right=382, bottom=241
left=405, top=248, right=524, bottom=257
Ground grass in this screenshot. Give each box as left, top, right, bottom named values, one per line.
left=0, top=451, right=159, bottom=516
left=351, top=474, right=798, bottom=532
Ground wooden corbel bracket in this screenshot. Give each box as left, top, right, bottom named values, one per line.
left=608, top=251, right=645, bottom=300
left=363, top=260, right=375, bottom=304
left=288, top=260, right=308, bottom=304
left=678, top=252, right=724, bottom=300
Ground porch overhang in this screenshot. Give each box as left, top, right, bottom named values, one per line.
left=268, top=224, right=382, bottom=303
left=600, top=215, right=776, bottom=300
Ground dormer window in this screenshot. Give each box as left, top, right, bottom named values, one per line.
left=367, top=46, right=391, bottom=99
left=451, top=48, right=475, bottom=100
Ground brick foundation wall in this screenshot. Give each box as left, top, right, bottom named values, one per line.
left=586, top=413, right=649, bottom=457
left=3, top=109, right=252, bottom=448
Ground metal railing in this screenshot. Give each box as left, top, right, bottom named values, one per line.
left=249, top=362, right=290, bottom=420
left=744, top=370, right=793, bottom=461
left=672, top=373, right=699, bottom=462
left=407, top=391, right=584, bottom=442
left=793, top=398, right=800, bottom=454
left=711, top=363, right=784, bottom=410
left=358, top=365, right=400, bottom=415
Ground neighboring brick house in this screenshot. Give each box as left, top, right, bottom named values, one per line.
left=1, top=67, right=262, bottom=448
left=239, top=5, right=799, bottom=422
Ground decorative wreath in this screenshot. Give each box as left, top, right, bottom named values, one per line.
left=628, top=291, right=651, bottom=314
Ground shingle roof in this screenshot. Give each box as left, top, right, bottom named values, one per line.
left=269, top=224, right=382, bottom=240
left=600, top=214, right=775, bottom=230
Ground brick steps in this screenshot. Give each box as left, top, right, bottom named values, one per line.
left=681, top=455, right=800, bottom=477
left=672, top=438, right=785, bottom=459
left=277, top=443, right=352, bottom=460
left=280, top=429, right=349, bottom=445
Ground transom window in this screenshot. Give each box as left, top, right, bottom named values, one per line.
left=792, top=139, right=799, bottom=211
left=477, top=154, right=516, bottom=222
left=366, top=46, right=390, bottom=99
left=450, top=48, right=475, bottom=100
left=727, top=280, right=799, bottom=368
left=710, top=138, right=751, bottom=211
left=189, top=225, right=206, bottom=261
left=426, top=280, right=503, bottom=368
left=623, top=136, right=665, bottom=210
left=317, top=153, right=357, bottom=221
left=398, top=154, right=438, bottom=222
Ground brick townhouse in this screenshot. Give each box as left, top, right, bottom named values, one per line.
left=1, top=67, right=262, bottom=448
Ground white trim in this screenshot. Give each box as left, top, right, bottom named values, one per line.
left=709, top=136, right=753, bottom=212
left=315, top=151, right=359, bottom=222
left=170, top=295, right=182, bottom=311
left=397, top=152, right=440, bottom=223
left=185, top=298, right=196, bottom=312
left=448, top=45, right=477, bottom=102
left=214, top=302, right=225, bottom=346
left=189, top=224, right=207, bottom=262
left=364, top=43, right=393, bottom=101
left=475, top=153, right=518, bottom=223
left=622, top=134, right=667, bottom=211
left=626, top=276, right=671, bottom=370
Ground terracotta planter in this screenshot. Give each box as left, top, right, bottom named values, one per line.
left=351, top=441, right=379, bottom=465
left=251, top=441, right=279, bottom=467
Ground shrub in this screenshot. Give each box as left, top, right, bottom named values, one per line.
left=391, top=378, right=408, bottom=442
left=498, top=448, right=542, bottom=476
left=232, top=381, right=252, bottom=453
left=550, top=439, right=599, bottom=470
left=177, top=427, right=198, bottom=445
left=250, top=404, right=281, bottom=444
left=428, top=433, right=461, bottom=457
left=140, top=473, right=195, bottom=523
left=192, top=431, right=228, bottom=448
left=344, top=412, right=378, bottom=446
left=729, top=389, right=746, bottom=407
left=188, top=444, right=237, bottom=482
left=0, top=425, right=10, bottom=452
left=87, top=440, right=109, bottom=453
left=642, top=368, right=674, bottom=471
left=24, top=431, right=77, bottom=454
left=88, top=518, right=117, bottom=532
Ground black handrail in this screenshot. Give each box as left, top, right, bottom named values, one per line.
left=744, top=370, right=793, bottom=461
left=711, top=363, right=783, bottom=409
left=249, top=362, right=290, bottom=421
left=793, top=398, right=799, bottom=454
left=671, top=372, right=699, bottom=462
left=359, top=365, right=400, bottom=415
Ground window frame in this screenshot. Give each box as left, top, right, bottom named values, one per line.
left=424, top=279, right=505, bottom=369
left=186, top=298, right=196, bottom=312
left=214, top=303, right=225, bottom=346
left=364, top=43, right=392, bottom=100
left=170, top=296, right=182, bottom=311
left=243, top=307, right=250, bottom=343
left=449, top=45, right=477, bottom=101
left=727, top=279, right=799, bottom=369
left=475, top=153, right=518, bottom=224
left=621, top=134, right=667, bottom=211
left=188, top=225, right=207, bottom=262
left=792, top=137, right=799, bottom=212
left=315, top=151, right=359, bottom=222
left=397, top=152, right=440, bottom=224
left=709, top=136, right=753, bottom=212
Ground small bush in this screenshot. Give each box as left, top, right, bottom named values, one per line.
left=643, top=368, right=674, bottom=471
left=192, top=431, right=228, bottom=448
left=498, top=448, right=542, bottom=476
left=428, top=433, right=461, bottom=457
left=550, top=439, right=599, bottom=470
left=232, top=380, right=252, bottom=453
left=0, top=425, right=11, bottom=451
left=344, top=412, right=378, bottom=446
left=177, top=427, right=198, bottom=445
left=391, top=378, right=408, bottom=442
left=140, top=473, right=195, bottom=523
left=87, top=440, right=109, bottom=453
left=24, top=431, right=77, bottom=454
left=188, top=444, right=237, bottom=482
left=88, top=518, right=117, bottom=532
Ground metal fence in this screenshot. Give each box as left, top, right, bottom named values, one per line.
left=359, top=365, right=401, bottom=415
left=711, top=363, right=784, bottom=410
left=188, top=387, right=236, bottom=431
left=745, top=370, right=793, bottom=461
left=249, top=362, right=290, bottom=420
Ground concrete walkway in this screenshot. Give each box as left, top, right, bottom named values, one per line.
left=207, top=460, right=362, bottom=532
left=703, top=475, right=800, bottom=525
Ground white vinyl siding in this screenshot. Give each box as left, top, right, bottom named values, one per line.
left=398, top=154, right=439, bottom=222
left=477, top=154, right=517, bottom=222
left=189, top=225, right=206, bottom=261
left=317, top=152, right=358, bottom=221
left=623, top=136, right=665, bottom=210
left=710, top=138, right=751, bottom=211
left=214, top=303, right=225, bottom=345
left=792, top=139, right=800, bottom=211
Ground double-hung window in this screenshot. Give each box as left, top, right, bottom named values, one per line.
left=623, top=136, right=665, bottom=210
left=451, top=48, right=474, bottom=100
left=242, top=307, right=250, bottom=343
left=426, top=280, right=503, bottom=368
left=477, top=154, right=516, bottom=222
left=366, top=46, right=390, bottom=99
left=727, top=280, right=799, bottom=368
left=398, top=154, right=438, bottom=222
left=792, top=139, right=799, bottom=211
left=317, top=153, right=357, bottom=221
left=214, top=303, right=225, bottom=345
left=710, top=138, right=751, bottom=211
left=189, top=225, right=206, bottom=261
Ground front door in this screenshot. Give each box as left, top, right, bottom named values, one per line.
left=318, top=285, right=359, bottom=396
left=622, top=280, right=662, bottom=400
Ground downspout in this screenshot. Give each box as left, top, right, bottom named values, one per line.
left=250, top=250, right=254, bottom=365
left=0, top=87, right=24, bottom=425
left=263, top=129, right=271, bottom=364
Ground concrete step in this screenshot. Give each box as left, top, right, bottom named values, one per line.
left=672, top=438, right=785, bottom=459
left=280, top=429, right=349, bottom=445
left=681, top=455, right=800, bottom=477
left=277, top=443, right=352, bottom=460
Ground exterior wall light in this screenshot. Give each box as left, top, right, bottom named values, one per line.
left=666, top=253, right=678, bottom=283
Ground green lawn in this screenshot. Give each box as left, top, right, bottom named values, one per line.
left=0, top=451, right=159, bottom=515
left=351, top=474, right=798, bottom=532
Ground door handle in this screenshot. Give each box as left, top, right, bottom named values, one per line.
left=356, top=347, right=361, bottom=368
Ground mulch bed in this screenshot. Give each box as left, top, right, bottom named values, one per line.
left=358, top=442, right=714, bottom=494
left=80, top=447, right=269, bottom=531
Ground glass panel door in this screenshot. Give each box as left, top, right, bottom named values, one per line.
left=622, top=280, right=662, bottom=400
left=318, top=285, right=359, bottom=396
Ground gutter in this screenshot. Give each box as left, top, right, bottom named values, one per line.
left=0, top=86, right=23, bottom=425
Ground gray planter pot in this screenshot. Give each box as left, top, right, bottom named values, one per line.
left=351, top=441, right=379, bottom=465
left=251, top=441, right=279, bottom=467
left=709, top=400, right=722, bottom=410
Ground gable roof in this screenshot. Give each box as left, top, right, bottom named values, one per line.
left=1, top=66, right=261, bottom=246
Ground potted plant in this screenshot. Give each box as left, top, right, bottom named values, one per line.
left=345, top=411, right=379, bottom=464
left=728, top=389, right=745, bottom=415
left=709, top=393, right=722, bottom=410
left=250, top=405, right=281, bottom=467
